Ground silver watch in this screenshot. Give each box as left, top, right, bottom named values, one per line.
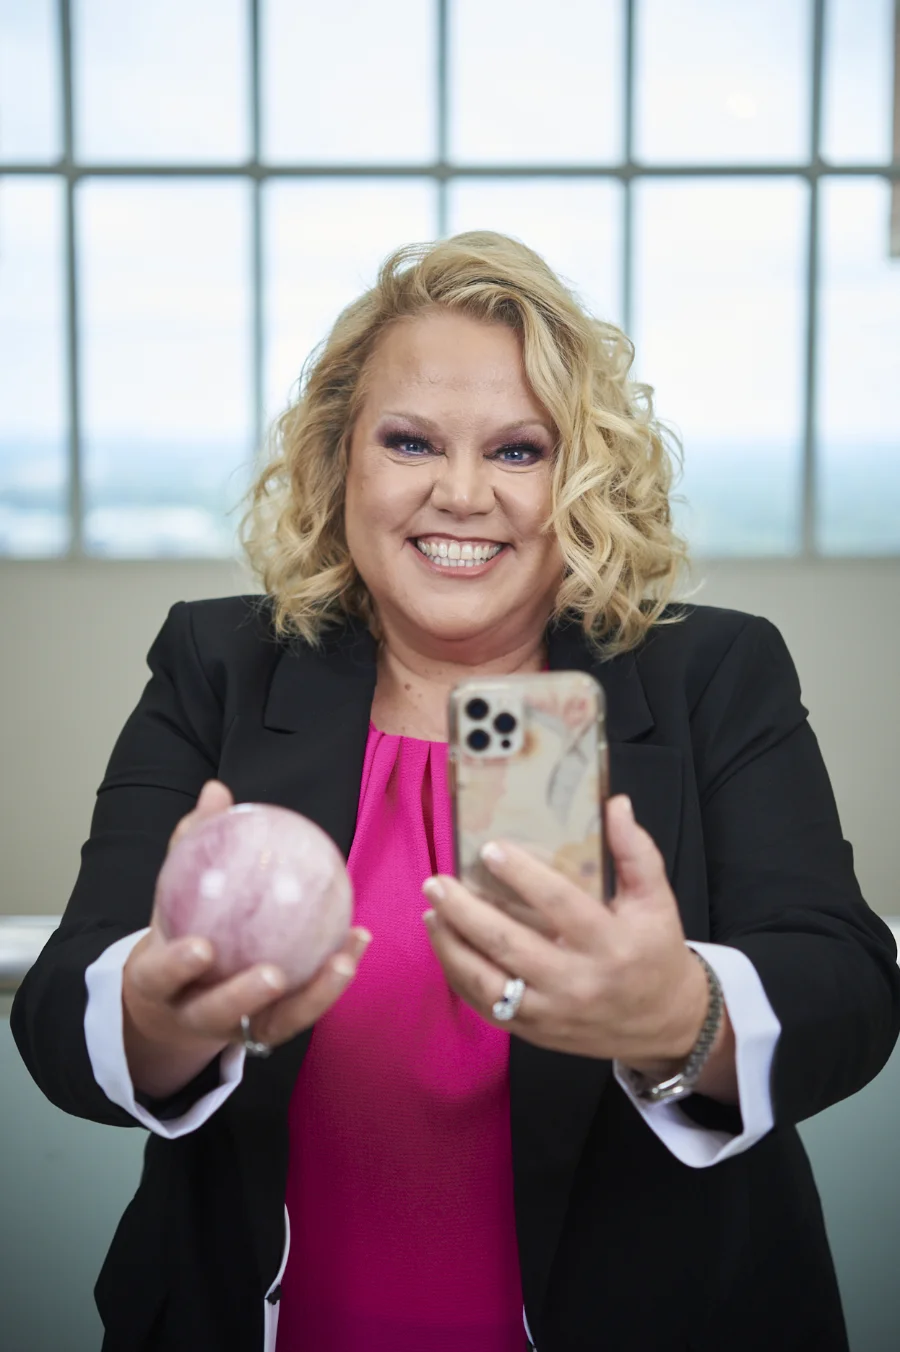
left=619, top=951, right=724, bottom=1105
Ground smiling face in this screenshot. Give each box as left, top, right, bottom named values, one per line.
left=344, top=310, right=565, bottom=659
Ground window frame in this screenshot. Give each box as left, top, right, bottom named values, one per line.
left=1, top=0, right=898, bottom=560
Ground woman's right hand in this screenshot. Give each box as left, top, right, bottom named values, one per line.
left=122, top=780, right=372, bottom=1101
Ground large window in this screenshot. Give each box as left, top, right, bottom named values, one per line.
left=0, top=0, right=897, bottom=558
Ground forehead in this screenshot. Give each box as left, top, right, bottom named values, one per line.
left=362, top=311, right=543, bottom=410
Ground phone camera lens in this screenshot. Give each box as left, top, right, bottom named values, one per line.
left=466, top=728, right=490, bottom=752
left=493, top=712, right=516, bottom=734
left=466, top=698, right=489, bottom=721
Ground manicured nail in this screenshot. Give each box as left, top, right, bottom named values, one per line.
left=186, top=939, right=212, bottom=964
left=619, top=795, right=634, bottom=821
left=422, top=909, right=437, bottom=928
left=258, top=966, right=284, bottom=991
left=422, top=877, right=445, bottom=902
left=480, top=841, right=506, bottom=866
left=332, top=956, right=356, bottom=979
left=353, top=927, right=373, bottom=948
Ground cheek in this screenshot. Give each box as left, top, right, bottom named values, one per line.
left=345, top=459, right=419, bottom=568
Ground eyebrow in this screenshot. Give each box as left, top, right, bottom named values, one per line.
left=378, top=411, right=555, bottom=439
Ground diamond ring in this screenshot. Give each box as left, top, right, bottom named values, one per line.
left=492, top=977, right=526, bottom=1022
left=240, top=1014, right=272, bottom=1058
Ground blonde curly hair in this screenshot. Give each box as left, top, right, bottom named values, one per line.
left=241, top=230, right=687, bottom=656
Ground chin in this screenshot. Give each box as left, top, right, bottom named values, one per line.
left=403, top=601, right=520, bottom=647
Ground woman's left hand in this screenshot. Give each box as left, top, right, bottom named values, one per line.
left=422, top=794, right=712, bottom=1074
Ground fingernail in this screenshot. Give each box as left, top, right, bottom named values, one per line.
left=186, top=939, right=212, bottom=964
left=332, top=956, right=356, bottom=979
left=480, top=841, right=506, bottom=866
left=422, top=877, right=445, bottom=902
left=258, top=966, right=284, bottom=991
left=422, top=909, right=437, bottom=928
left=353, top=927, right=373, bottom=948
left=620, top=796, right=634, bottom=821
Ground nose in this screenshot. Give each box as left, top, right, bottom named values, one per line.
left=429, top=448, right=495, bottom=517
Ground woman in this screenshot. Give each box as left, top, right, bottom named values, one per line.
left=12, top=232, right=899, bottom=1352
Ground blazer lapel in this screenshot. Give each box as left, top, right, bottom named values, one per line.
left=222, top=618, right=378, bottom=855
left=219, top=619, right=378, bottom=1297
left=510, top=619, right=682, bottom=1328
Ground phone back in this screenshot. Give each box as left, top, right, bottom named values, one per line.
left=448, top=671, right=608, bottom=933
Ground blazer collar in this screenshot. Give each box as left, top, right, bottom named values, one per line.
left=263, top=612, right=654, bottom=745
left=263, top=616, right=378, bottom=733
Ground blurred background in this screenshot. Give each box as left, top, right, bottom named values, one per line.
left=0, top=2, right=898, bottom=1349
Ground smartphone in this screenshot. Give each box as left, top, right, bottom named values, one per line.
left=448, top=671, right=609, bottom=937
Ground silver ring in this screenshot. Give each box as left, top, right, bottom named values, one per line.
left=492, top=976, right=526, bottom=1022
left=240, top=1014, right=272, bottom=1058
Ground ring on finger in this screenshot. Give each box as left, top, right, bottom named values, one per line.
left=239, top=1014, right=272, bottom=1058
left=492, top=976, right=526, bottom=1022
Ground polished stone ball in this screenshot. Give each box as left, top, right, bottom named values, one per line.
left=155, top=803, right=353, bottom=990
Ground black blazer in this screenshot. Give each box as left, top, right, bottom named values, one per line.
left=12, top=597, right=900, bottom=1352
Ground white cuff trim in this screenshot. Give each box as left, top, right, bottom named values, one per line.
left=614, top=941, right=781, bottom=1169
left=84, top=929, right=246, bottom=1138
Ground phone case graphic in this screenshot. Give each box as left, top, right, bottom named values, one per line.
left=448, top=671, right=609, bottom=936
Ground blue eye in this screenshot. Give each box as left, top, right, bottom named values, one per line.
left=493, top=443, right=544, bottom=465
left=384, top=432, right=433, bottom=456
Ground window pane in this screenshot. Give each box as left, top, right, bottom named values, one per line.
left=78, top=181, right=253, bottom=556
left=0, top=177, right=67, bottom=554
left=635, top=0, right=811, bottom=164
left=73, top=0, right=248, bottom=162
left=821, top=0, right=894, bottom=164
left=0, top=0, right=61, bottom=162
left=264, top=180, right=436, bottom=420
left=633, top=179, right=807, bottom=555
left=262, top=0, right=436, bottom=164
left=817, top=179, right=900, bottom=554
left=447, top=179, right=623, bottom=325
left=450, top=0, right=623, bottom=164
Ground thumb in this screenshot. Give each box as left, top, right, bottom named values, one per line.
left=194, top=779, right=234, bottom=819
left=605, top=795, right=667, bottom=904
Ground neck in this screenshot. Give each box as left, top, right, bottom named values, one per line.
left=371, top=625, right=548, bottom=742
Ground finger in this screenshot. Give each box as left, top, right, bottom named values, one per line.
left=193, top=779, right=234, bottom=818
left=422, top=907, right=538, bottom=1027
left=167, top=780, right=234, bottom=855
left=422, top=875, right=564, bottom=990
left=604, top=795, right=667, bottom=904
left=176, top=961, right=289, bottom=1042
left=476, top=840, right=609, bottom=951
left=127, top=930, right=217, bottom=1005
left=253, top=928, right=373, bottom=1045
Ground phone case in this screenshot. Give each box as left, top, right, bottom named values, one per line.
left=448, top=671, right=609, bottom=936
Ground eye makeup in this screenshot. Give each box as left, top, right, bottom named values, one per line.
left=380, top=427, right=549, bottom=466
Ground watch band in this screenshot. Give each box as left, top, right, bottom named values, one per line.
left=621, top=950, right=725, bottom=1105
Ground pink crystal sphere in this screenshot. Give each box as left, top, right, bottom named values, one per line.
left=155, top=803, right=353, bottom=990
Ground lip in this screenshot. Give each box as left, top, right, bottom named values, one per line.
left=407, top=538, right=507, bottom=578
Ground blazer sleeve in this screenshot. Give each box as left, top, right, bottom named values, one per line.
left=691, top=615, right=900, bottom=1128
left=10, top=601, right=226, bottom=1127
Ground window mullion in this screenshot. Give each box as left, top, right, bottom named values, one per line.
left=801, top=0, right=826, bottom=558
left=60, top=0, right=83, bottom=557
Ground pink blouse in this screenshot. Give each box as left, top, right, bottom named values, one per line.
left=276, top=725, right=525, bottom=1351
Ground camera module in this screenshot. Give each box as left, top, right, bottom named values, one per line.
left=466, top=728, right=491, bottom=752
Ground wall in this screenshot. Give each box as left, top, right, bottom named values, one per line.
left=1, top=557, right=898, bottom=918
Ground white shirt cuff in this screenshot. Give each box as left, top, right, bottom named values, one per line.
left=614, top=941, right=781, bottom=1168
left=84, top=928, right=246, bottom=1138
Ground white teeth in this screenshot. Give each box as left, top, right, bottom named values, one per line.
left=414, top=539, right=503, bottom=568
